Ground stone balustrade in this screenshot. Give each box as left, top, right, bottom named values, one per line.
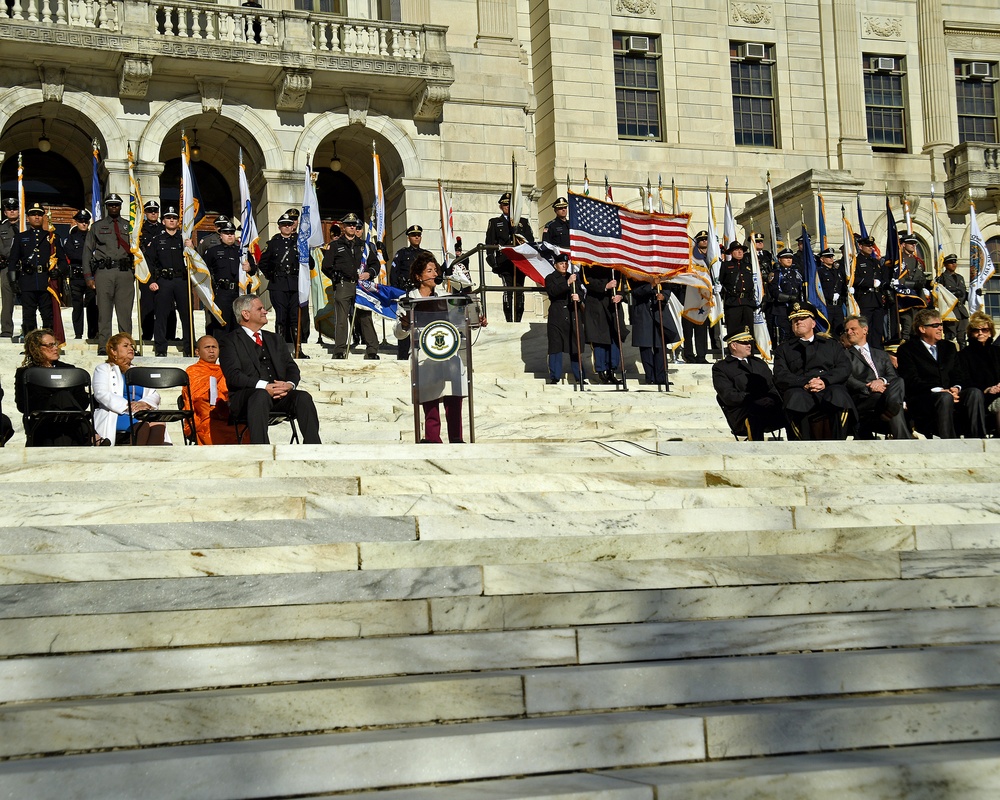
left=944, top=141, right=1000, bottom=214
left=4, top=0, right=121, bottom=30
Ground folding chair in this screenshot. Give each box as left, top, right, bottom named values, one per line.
left=123, top=367, right=196, bottom=445
left=232, top=409, right=300, bottom=444
left=21, top=366, right=96, bottom=447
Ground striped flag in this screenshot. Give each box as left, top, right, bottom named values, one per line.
left=843, top=208, right=860, bottom=316
left=723, top=178, right=737, bottom=251
left=372, top=144, right=387, bottom=281
left=502, top=242, right=556, bottom=285
left=91, top=142, right=102, bottom=223
left=127, top=148, right=149, bottom=284
left=238, top=151, right=262, bottom=293
left=748, top=233, right=772, bottom=361
left=17, top=153, right=25, bottom=232
left=181, top=133, right=225, bottom=325
left=298, top=161, right=324, bottom=304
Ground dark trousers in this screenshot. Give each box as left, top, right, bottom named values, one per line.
left=853, top=379, right=910, bottom=439
left=724, top=305, right=755, bottom=339
left=782, top=388, right=851, bottom=441
left=242, top=387, right=321, bottom=445
left=0, top=267, right=13, bottom=337
left=549, top=352, right=582, bottom=382
left=153, top=277, right=191, bottom=354
left=353, top=309, right=379, bottom=355
left=397, top=337, right=411, bottom=360
left=913, top=387, right=986, bottom=439
left=70, top=278, right=98, bottom=339
left=944, top=319, right=969, bottom=349
left=861, top=304, right=887, bottom=349
left=422, top=395, right=463, bottom=443
left=639, top=347, right=667, bottom=384
left=207, top=289, right=237, bottom=338
left=269, top=277, right=300, bottom=342
left=494, top=262, right=525, bottom=323
left=682, top=319, right=708, bottom=362
left=20, top=287, right=53, bottom=335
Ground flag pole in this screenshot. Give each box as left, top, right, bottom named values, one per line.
left=655, top=283, right=670, bottom=393
left=181, top=130, right=196, bottom=359
left=612, top=272, right=628, bottom=391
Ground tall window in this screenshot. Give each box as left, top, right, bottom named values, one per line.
left=294, top=0, right=342, bottom=13
left=986, top=235, right=1000, bottom=322
left=730, top=42, right=777, bottom=148
left=613, top=33, right=662, bottom=140
left=956, top=61, right=999, bottom=143
left=864, top=55, right=907, bottom=151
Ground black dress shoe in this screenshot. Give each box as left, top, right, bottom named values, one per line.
left=333, top=353, right=347, bottom=360
left=602, top=371, right=621, bottom=386
left=363, top=353, right=380, bottom=360
left=298, top=352, right=311, bottom=359
left=547, top=377, right=560, bottom=384
left=155, top=351, right=167, bottom=357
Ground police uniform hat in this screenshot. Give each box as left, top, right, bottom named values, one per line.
left=104, top=193, right=123, bottom=206
left=725, top=327, right=754, bottom=345
left=858, top=235, right=876, bottom=246
left=277, top=212, right=295, bottom=225
left=25, top=202, right=45, bottom=216
left=777, top=248, right=795, bottom=259
left=498, top=192, right=512, bottom=205
left=900, top=233, right=919, bottom=244
left=406, top=224, right=423, bottom=236
left=943, top=253, right=958, bottom=264
left=284, top=208, right=301, bottom=220
left=144, top=200, right=160, bottom=213
left=795, top=235, right=805, bottom=244
left=753, top=232, right=765, bottom=243
left=726, top=240, right=746, bottom=254
left=551, top=197, right=569, bottom=209
left=162, top=206, right=180, bottom=219
left=217, top=219, right=237, bottom=234
left=694, top=230, right=709, bottom=242
left=213, top=215, right=231, bottom=229
left=341, top=212, right=361, bottom=226
left=818, top=247, right=836, bottom=258
left=1, top=198, right=18, bottom=211
left=788, top=301, right=817, bottom=321
left=72, top=209, right=92, bottom=223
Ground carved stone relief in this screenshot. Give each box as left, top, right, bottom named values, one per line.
left=730, top=2, right=773, bottom=27
left=861, top=16, right=903, bottom=40
left=413, top=83, right=450, bottom=122
left=37, top=65, right=66, bottom=103
left=118, top=55, right=152, bottom=100
left=614, top=0, right=656, bottom=15
left=344, top=89, right=371, bottom=126
left=274, top=70, right=311, bottom=112
left=197, top=79, right=226, bottom=114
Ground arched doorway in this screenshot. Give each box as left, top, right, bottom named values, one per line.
left=159, top=158, right=234, bottom=220
left=0, top=149, right=86, bottom=225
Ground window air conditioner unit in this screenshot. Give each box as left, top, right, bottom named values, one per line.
left=966, top=62, right=991, bottom=79
left=742, top=42, right=766, bottom=61
left=625, top=36, right=650, bottom=54
left=875, top=57, right=896, bottom=73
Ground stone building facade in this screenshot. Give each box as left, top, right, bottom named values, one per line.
left=1, top=0, right=999, bottom=312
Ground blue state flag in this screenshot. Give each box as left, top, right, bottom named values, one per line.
left=801, top=225, right=829, bottom=333
left=356, top=280, right=405, bottom=320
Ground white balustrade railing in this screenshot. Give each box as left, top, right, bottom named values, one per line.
left=153, top=2, right=279, bottom=46
left=312, top=19, right=422, bottom=60
left=5, top=0, right=120, bottom=30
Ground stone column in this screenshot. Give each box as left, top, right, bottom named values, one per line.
left=133, top=161, right=165, bottom=205
left=832, top=0, right=872, bottom=168
left=101, top=159, right=132, bottom=198
left=400, top=0, right=429, bottom=23
left=917, top=0, right=953, bottom=176
left=477, top=0, right=512, bottom=40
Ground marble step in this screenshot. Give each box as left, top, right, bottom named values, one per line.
left=2, top=608, right=993, bottom=703
left=0, top=711, right=705, bottom=799
left=3, top=646, right=996, bottom=759
left=4, top=575, right=994, bottom=657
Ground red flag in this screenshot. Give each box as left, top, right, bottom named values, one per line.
left=502, top=243, right=555, bottom=285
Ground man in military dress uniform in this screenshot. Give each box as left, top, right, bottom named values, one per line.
left=938, top=253, right=969, bottom=348
left=321, top=212, right=369, bottom=359
left=720, top=240, right=756, bottom=338
left=138, top=200, right=166, bottom=343
left=485, top=191, right=534, bottom=323
left=83, top=193, right=134, bottom=355
left=817, top=247, right=846, bottom=336
left=8, top=202, right=64, bottom=336
left=766, top=247, right=804, bottom=346
left=257, top=211, right=300, bottom=349
left=894, top=234, right=930, bottom=341
left=753, top=232, right=775, bottom=346
left=204, top=218, right=255, bottom=336
left=390, top=224, right=426, bottom=360
left=850, top=235, right=889, bottom=350
left=145, top=206, right=192, bottom=357
left=773, top=302, right=856, bottom=440
left=684, top=230, right=714, bottom=363
left=63, top=209, right=97, bottom=340
left=713, top=327, right=786, bottom=440
left=0, top=197, right=21, bottom=339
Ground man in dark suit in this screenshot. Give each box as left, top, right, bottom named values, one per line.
left=485, top=191, right=534, bottom=323
left=896, top=308, right=986, bottom=439
left=844, top=315, right=911, bottom=439
left=219, top=294, right=321, bottom=445
left=712, top=327, right=786, bottom=440
left=773, top=301, right=856, bottom=440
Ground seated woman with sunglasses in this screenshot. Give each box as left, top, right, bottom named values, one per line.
left=93, top=333, right=169, bottom=446
left=959, top=311, right=1000, bottom=433
left=14, top=328, right=95, bottom=446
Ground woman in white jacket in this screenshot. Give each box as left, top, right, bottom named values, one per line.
left=93, top=333, right=169, bottom=445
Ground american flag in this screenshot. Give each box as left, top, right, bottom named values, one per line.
left=569, top=193, right=692, bottom=283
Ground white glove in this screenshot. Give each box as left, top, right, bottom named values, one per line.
left=831, top=293, right=840, bottom=304
left=922, top=289, right=931, bottom=298
left=890, top=279, right=900, bottom=289
left=848, top=287, right=855, bottom=295
left=873, top=279, right=881, bottom=289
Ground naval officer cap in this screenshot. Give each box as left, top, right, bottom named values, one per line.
left=551, top=197, right=569, bottom=209
left=725, top=327, right=754, bottom=345
left=788, top=301, right=818, bottom=321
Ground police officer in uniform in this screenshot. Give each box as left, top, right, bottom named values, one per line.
left=139, top=200, right=166, bottom=342
left=0, top=198, right=21, bottom=339
left=542, top=196, right=571, bottom=252
left=257, top=211, right=300, bottom=348
left=938, top=253, right=970, bottom=347
left=145, top=206, right=192, bottom=357
left=63, top=209, right=97, bottom=340
left=485, top=191, right=534, bottom=322
left=389, top=224, right=425, bottom=360
left=895, top=233, right=929, bottom=341
left=321, top=212, right=367, bottom=359
left=851, top=235, right=889, bottom=350
left=720, top=240, right=756, bottom=338
left=197, top=215, right=231, bottom=259
left=8, top=202, right=64, bottom=336
left=817, top=247, right=846, bottom=336
left=204, top=218, right=255, bottom=335
left=766, top=247, right=804, bottom=345
left=83, top=193, right=134, bottom=355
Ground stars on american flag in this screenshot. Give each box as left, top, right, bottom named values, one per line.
left=571, top=196, right=622, bottom=238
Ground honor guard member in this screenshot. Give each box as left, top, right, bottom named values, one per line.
left=773, top=302, right=856, bottom=440
left=720, top=240, right=756, bottom=338
left=485, top=191, right=535, bottom=322
left=581, top=263, right=626, bottom=385
left=895, top=233, right=930, bottom=341
left=204, top=218, right=255, bottom=335
left=283, top=208, right=300, bottom=234
left=683, top=230, right=714, bottom=363
left=0, top=198, right=21, bottom=339
left=257, top=211, right=300, bottom=347
left=197, top=215, right=230, bottom=259
left=938, top=253, right=970, bottom=347
left=64, top=209, right=97, bottom=340
left=766, top=248, right=804, bottom=345
left=792, top=235, right=806, bottom=272
left=850, top=235, right=889, bottom=350
left=713, top=327, right=786, bottom=440
left=138, top=200, right=166, bottom=342
left=8, top=202, right=65, bottom=336
left=321, top=212, right=367, bottom=359
left=817, top=247, right=847, bottom=336
left=390, top=224, right=425, bottom=360
left=83, top=193, right=134, bottom=355
left=145, top=206, right=192, bottom=357
left=542, top=196, right=571, bottom=252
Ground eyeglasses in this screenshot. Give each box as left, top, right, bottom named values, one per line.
left=969, top=327, right=991, bottom=334
left=923, top=322, right=944, bottom=328
left=39, top=341, right=59, bottom=348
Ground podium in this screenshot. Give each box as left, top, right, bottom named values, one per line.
left=401, top=294, right=476, bottom=444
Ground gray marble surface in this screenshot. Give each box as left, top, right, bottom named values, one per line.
left=323, top=773, right=653, bottom=800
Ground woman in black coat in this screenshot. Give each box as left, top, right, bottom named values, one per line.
left=959, top=311, right=1000, bottom=432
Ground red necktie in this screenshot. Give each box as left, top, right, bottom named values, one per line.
left=253, top=331, right=263, bottom=347
left=112, top=218, right=130, bottom=253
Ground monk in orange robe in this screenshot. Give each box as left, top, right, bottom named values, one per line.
left=184, top=335, right=239, bottom=444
